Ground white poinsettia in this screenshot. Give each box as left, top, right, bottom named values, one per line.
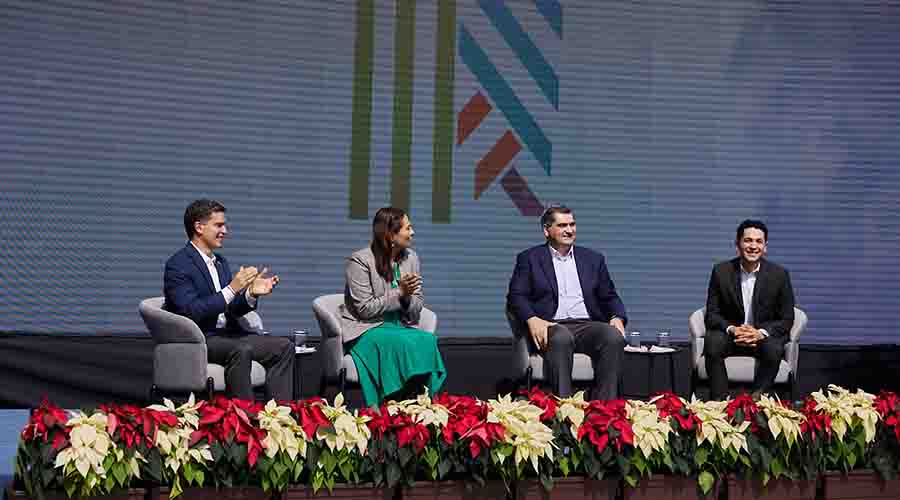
left=487, top=394, right=555, bottom=472
left=756, top=395, right=805, bottom=447
left=556, top=391, right=589, bottom=439
left=812, top=384, right=880, bottom=443
left=54, top=410, right=142, bottom=493
left=258, top=399, right=308, bottom=461
left=387, top=389, right=450, bottom=429
left=688, top=398, right=750, bottom=455
left=316, top=393, right=371, bottom=455
left=626, top=400, right=671, bottom=459
left=148, top=395, right=212, bottom=476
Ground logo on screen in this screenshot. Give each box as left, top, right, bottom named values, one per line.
left=348, top=0, right=560, bottom=222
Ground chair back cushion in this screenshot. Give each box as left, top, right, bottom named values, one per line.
left=139, top=296, right=205, bottom=345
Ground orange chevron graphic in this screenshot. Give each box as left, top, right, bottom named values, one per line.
left=475, top=130, right=521, bottom=199
left=456, top=91, right=492, bottom=146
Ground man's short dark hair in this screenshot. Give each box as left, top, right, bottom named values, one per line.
left=541, top=204, right=573, bottom=228
left=184, top=199, right=226, bottom=239
left=736, top=219, right=768, bottom=243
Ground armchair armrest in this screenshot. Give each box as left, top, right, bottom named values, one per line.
left=313, top=295, right=345, bottom=380
left=506, top=306, right=532, bottom=380
left=688, top=307, right=706, bottom=370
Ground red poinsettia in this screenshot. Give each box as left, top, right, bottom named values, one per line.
left=652, top=392, right=700, bottom=432
left=100, top=403, right=178, bottom=449
left=577, top=399, right=634, bottom=454
left=288, top=397, right=330, bottom=440
left=190, top=396, right=267, bottom=467
left=363, top=407, right=431, bottom=454
left=21, top=398, right=70, bottom=450
left=521, top=387, right=558, bottom=422
left=726, top=393, right=762, bottom=434
left=433, top=393, right=504, bottom=458
left=798, top=396, right=832, bottom=442
left=875, top=391, right=900, bottom=443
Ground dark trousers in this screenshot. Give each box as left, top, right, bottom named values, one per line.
left=545, top=319, right=626, bottom=401
left=703, top=330, right=785, bottom=400
left=206, top=332, right=294, bottom=400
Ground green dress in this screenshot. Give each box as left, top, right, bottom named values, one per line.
left=349, top=264, right=446, bottom=407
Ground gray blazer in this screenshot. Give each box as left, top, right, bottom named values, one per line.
left=340, top=246, right=425, bottom=343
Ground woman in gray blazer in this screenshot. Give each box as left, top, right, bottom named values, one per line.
left=341, top=207, right=446, bottom=406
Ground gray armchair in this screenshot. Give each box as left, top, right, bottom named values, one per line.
left=138, top=297, right=267, bottom=400
left=689, top=306, right=808, bottom=400
left=506, top=307, right=595, bottom=393
left=313, top=293, right=437, bottom=395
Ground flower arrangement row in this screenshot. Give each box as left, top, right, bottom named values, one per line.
left=15, top=385, right=900, bottom=499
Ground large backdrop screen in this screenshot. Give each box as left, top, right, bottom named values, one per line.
left=1, top=1, right=898, bottom=344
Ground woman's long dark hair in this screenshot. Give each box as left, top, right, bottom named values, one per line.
left=370, top=207, right=407, bottom=282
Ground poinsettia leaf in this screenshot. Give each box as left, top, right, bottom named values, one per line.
left=398, top=446, right=413, bottom=467
left=698, top=471, right=715, bottom=494
left=438, top=458, right=452, bottom=479
left=695, top=447, right=708, bottom=466
left=113, top=462, right=127, bottom=486
left=273, top=460, right=287, bottom=478
left=771, top=456, right=784, bottom=478
left=386, top=463, right=401, bottom=487
left=321, top=450, right=336, bottom=474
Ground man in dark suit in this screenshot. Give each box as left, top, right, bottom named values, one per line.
left=507, top=205, right=627, bottom=400
left=704, top=219, right=795, bottom=400
left=164, top=199, right=293, bottom=400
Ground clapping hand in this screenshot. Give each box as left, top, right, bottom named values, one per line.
left=398, top=272, right=422, bottom=297
left=249, top=267, right=280, bottom=297
left=228, top=266, right=259, bottom=292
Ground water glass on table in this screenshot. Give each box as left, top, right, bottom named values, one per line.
left=628, top=331, right=642, bottom=348
left=293, top=330, right=308, bottom=348
left=657, top=331, right=670, bottom=347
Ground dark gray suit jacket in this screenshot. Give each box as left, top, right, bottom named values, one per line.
left=704, top=257, right=795, bottom=341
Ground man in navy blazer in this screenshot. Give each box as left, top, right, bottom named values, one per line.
left=507, top=205, right=627, bottom=400
left=164, top=199, right=293, bottom=400
left=704, top=219, right=795, bottom=399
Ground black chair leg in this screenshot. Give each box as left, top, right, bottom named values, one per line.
left=318, top=375, right=328, bottom=397
left=338, top=367, right=347, bottom=395
left=149, top=384, right=159, bottom=403
left=689, top=370, right=698, bottom=400
left=206, top=377, right=215, bottom=401
left=525, top=366, right=533, bottom=392
left=790, top=372, right=798, bottom=403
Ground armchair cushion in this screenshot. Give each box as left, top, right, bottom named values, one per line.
left=689, top=306, right=807, bottom=385
left=695, top=356, right=792, bottom=384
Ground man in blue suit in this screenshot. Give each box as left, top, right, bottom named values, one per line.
left=507, top=205, right=627, bottom=401
left=164, top=199, right=293, bottom=400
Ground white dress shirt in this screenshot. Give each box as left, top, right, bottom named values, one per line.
left=729, top=262, right=768, bottom=338
left=550, top=245, right=591, bottom=321
left=190, top=242, right=256, bottom=329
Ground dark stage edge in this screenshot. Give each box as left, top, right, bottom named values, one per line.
left=2, top=333, right=900, bottom=408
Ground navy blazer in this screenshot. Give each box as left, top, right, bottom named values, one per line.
left=507, top=244, right=627, bottom=325
left=704, top=257, right=795, bottom=341
left=163, top=243, right=254, bottom=334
